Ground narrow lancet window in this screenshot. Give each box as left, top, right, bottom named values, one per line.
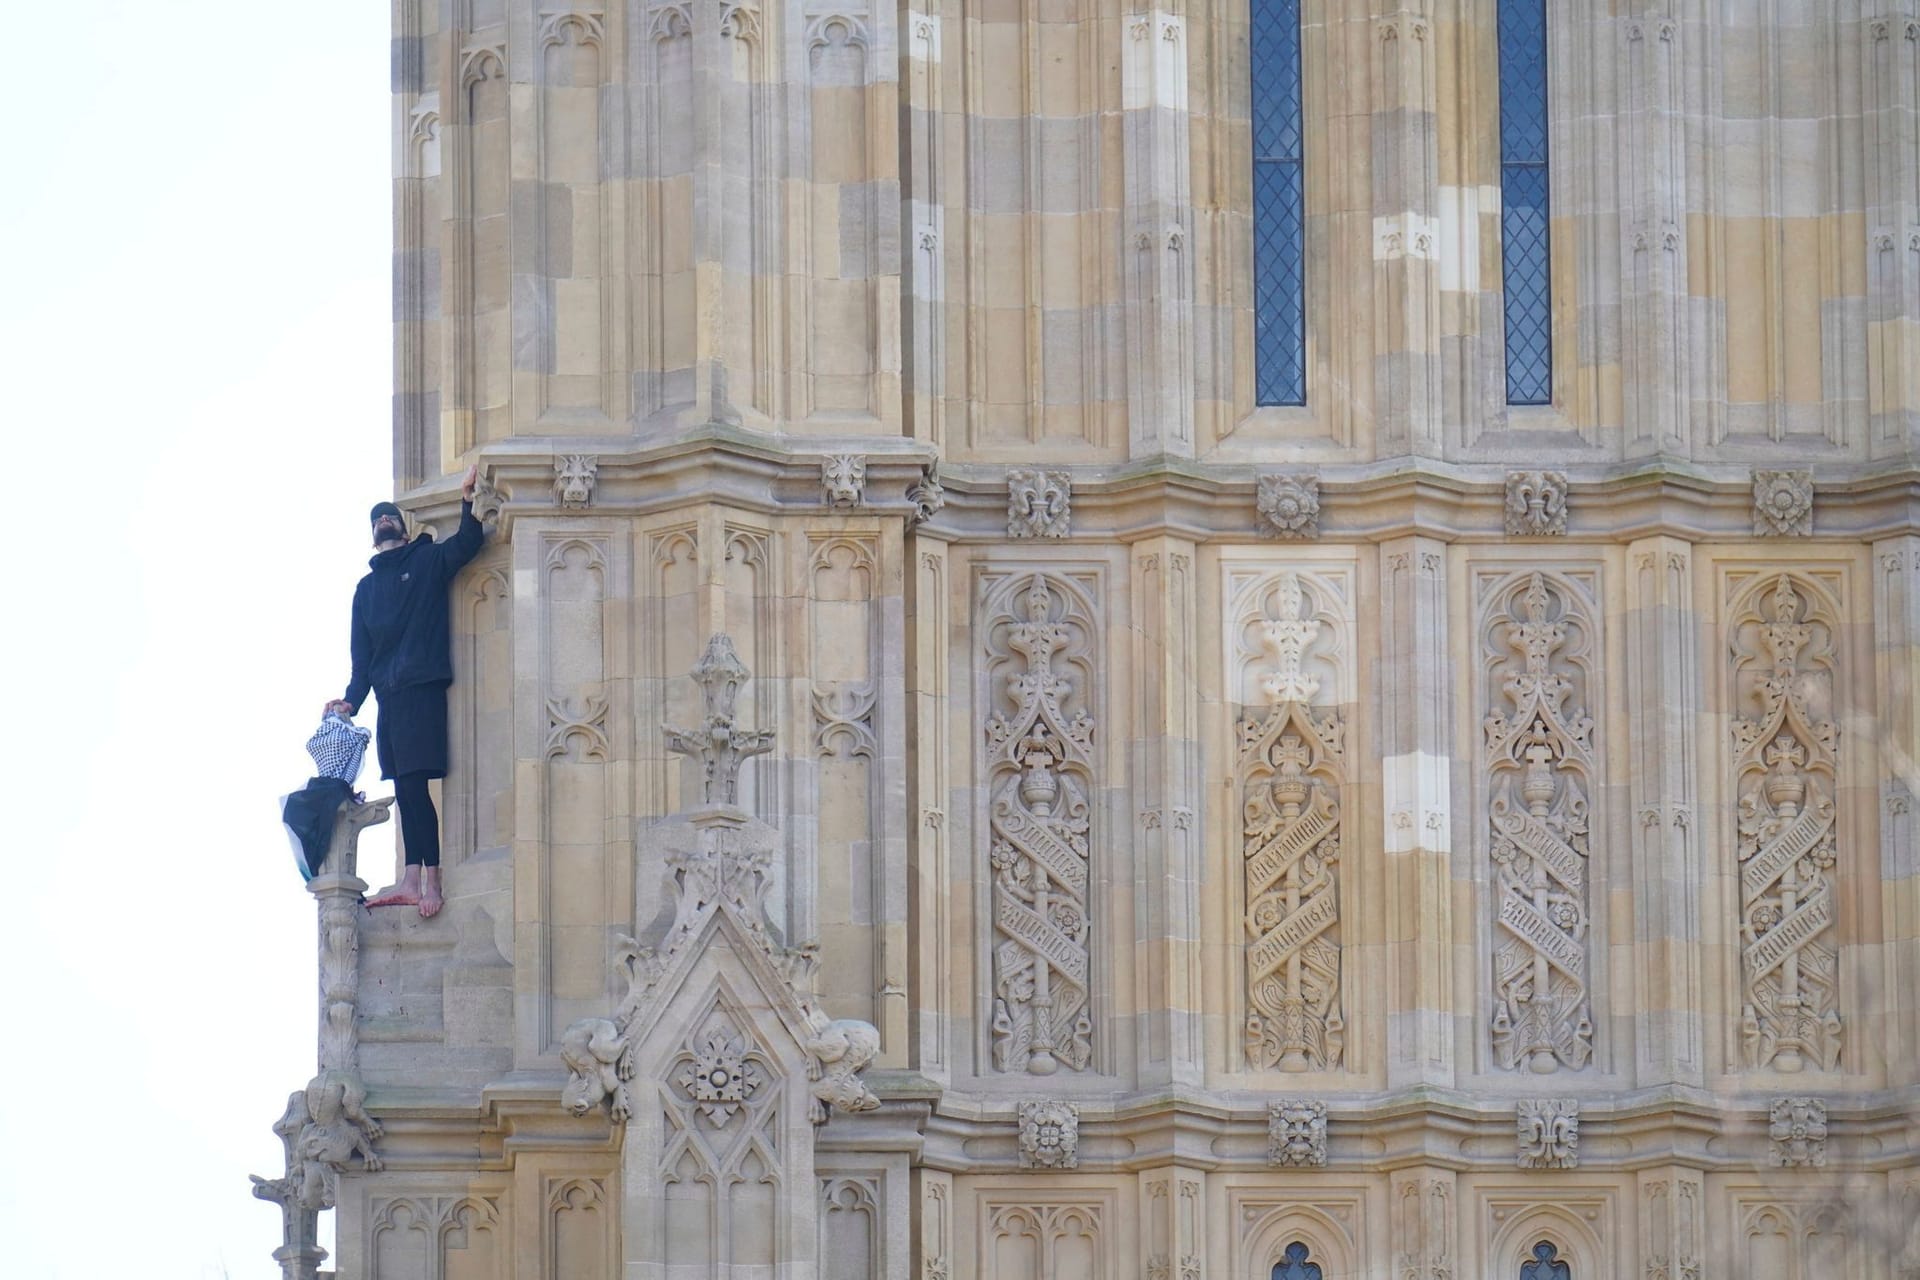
left=1272, top=1241, right=1323, bottom=1280
left=1251, top=0, right=1305, bottom=406
left=1498, top=0, right=1551, bottom=404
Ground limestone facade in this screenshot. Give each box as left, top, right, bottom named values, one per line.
left=259, top=0, right=1920, bottom=1275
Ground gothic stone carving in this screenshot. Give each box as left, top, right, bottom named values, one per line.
left=804, top=1018, right=883, bottom=1120
left=984, top=574, right=1097, bottom=1074
left=1504, top=471, right=1569, bottom=536
left=1256, top=473, right=1321, bottom=540
left=821, top=454, right=867, bottom=507
left=1731, top=576, right=1842, bottom=1072
left=554, top=454, right=598, bottom=507
left=676, top=1021, right=763, bottom=1126
left=1008, top=468, right=1071, bottom=538
left=907, top=464, right=946, bottom=528
left=1017, top=1099, right=1080, bottom=1169
left=1266, top=1099, right=1328, bottom=1167
left=1768, top=1096, right=1828, bottom=1167
left=1238, top=572, right=1345, bottom=1071
left=561, top=1017, right=631, bottom=1120
left=1516, top=1098, right=1579, bottom=1168
left=1484, top=573, right=1597, bottom=1073
left=665, top=633, right=776, bottom=807
left=251, top=1071, right=384, bottom=1213
left=1753, top=470, right=1814, bottom=537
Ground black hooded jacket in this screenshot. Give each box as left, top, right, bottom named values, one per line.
left=343, top=500, right=486, bottom=709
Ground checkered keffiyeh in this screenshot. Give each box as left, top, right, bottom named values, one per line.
left=307, top=712, right=372, bottom=782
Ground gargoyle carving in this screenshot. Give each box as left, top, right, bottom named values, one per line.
left=252, top=1071, right=384, bottom=1212
left=561, top=1017, right=632, bottom=1121
left=805, top=1015, right=883, bottom=1123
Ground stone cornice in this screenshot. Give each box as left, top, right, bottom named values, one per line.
left=398, top=439, right=1920, bottom=545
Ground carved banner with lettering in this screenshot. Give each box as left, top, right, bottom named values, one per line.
left=1730, top=574, right=1842, bottom=1072
left=1237, top=572, right=1346, bottom=1071
left=984, top=573, right=1097, bottom=1075
left=1483, top=572, right=1597, bottom=1073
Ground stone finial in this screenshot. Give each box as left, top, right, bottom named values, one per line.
left=664, top=634, right=776, bottom=808
left=555, top=454, right=598, bottom=507
left=1752, top=469, right=1814, bottom=537
left=1516, top=1098, right=1579, bottom=1169
left=907, top=464, right=946, bottom=529
left=1266, top=1099, right=1328, bottom=1167
left=821, top=454, right=867, bottom=508
left=1256, top=473, right=1321, bottom=540
left=805, top=1014, right=883, bottom=1123
left=560, top=1017, right=631, bottom=1121
left=1008, top=468, right=1072, bottom=538
left=1504, top=470, right=1569, bottom=536
left=316, top=796, right=393, bottom=884
left=1768, top=1097, right=1828, bottom=1167
left=1017, top=1099, right=1080, bottom=1169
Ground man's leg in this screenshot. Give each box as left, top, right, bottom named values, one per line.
left=366, top=772, right=444, bottom=918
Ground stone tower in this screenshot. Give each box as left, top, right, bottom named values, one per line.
left=253, top=1, right=1920, bottom=1275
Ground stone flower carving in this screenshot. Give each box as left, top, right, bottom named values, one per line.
left=677, top=1024, right=763, bottom=1127
left=805, top=1016, right=883, bottom=1123
left=1504, top=471, right=1568, bottom=536
left=1017, top=1099, right=1080, bottom=1169
left=1008, top=468, right=1071, bottom=538
left=1768, top=1096, right=1827, bottom=1167
left=822, top=454, right=867, bottom=508
left=1256, top=473, right=1321, bottom=539
left=907, top=464, right=946, bottom=528
left=250, top=1071, right=384, bottom=1212
left=1266, top=1099, right=1328, bottom=1168
left=1752, top=469, right=1813, bottom=537
left=560, top=1017, right=631, bottom=1121
left=555, top=454, right=598, bottom=507
left=1516, top=1098, right=1579, bottom=1169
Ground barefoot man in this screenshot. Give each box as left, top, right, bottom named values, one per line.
left=324, top=465, right=486, bottom=918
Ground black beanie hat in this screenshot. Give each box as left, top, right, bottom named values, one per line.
left=370, top=501, right=405, bottom=528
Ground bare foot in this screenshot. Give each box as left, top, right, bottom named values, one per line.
left=366, top=866, right=423, bottom=908
left=418, top=868, right=444, bottom=920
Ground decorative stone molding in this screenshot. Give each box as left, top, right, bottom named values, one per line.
left=1731, top=576, right=1843, bottom=1072
left=1484, top=573, right=1597, bottom=1074
left=554, top=454, right=598, bottom=507
left=984, top=574, right=1097, bottom=1074
left=1516, top=1098, right=1579, bottom=1168
left=1768, top=1097, right=1828, bottom=1167
left=1752, top=469, right=1814, bottom=537
left=1266, top=1099, right=1328, bottom=1167
left=821, top=453, right=867, bottom=507
left=1017, top=1100, right=1080, bottom=1169
left=1007, top=468, right=1071, bottom=538
left=1256, top=473, right=1321, bottom=539
left=1504, top=471, right=1568, bottom=536
left=907, top=464, right=946, bottom=528
left=665, top=634, right=776, bottom=807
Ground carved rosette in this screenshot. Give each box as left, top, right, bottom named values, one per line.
left=1516, top=1098, right=1579, bottom=1168
left=1504, top=471, right=1569, bottom=536
left=1767, top=1096, right=1828, bottom=1167
left=1237, top=573, right=1345, bottom=1071
left=1016, top=1099, right=1080, bottom=1169
left=984, top=574, right=1097, bottom=1074
left=1007, top=468, right=1072, bottom=538
left=1752, top=470, right=1814, bottom=537
left=1266, top=1099, right=1328, bottom=1167
left=1484, top=573, right=1597, bottom=1073
left=1255, top=473, right=1321, bottom=539
left=1731, top=576, right=1842, bottom=1072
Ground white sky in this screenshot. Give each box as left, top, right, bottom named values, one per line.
left=0, top=3, right=396, bottom=1273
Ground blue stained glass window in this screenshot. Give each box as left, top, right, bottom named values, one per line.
left=1498, top=0, right=1552, bottom=405
left=1520, top=1241, right=1572, bottom=1280
left=1252, top=0, right=1305, bottom=406
left=1272, top=1242, right=1323, bottom=1280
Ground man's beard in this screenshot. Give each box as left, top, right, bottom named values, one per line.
left=373, top=519, right=405, bottom=544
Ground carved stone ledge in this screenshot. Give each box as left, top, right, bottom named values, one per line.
left=1017, top=1099, right=1080, bottom=1169
left=1753, top=469, right=1814, bottom=536
left=1516, top=1098, right=1579, bottom=1169
left=1266, top=1099, right=1327, bottom=1167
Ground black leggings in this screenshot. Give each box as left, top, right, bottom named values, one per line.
left=394, top=772, right=441, bottom=868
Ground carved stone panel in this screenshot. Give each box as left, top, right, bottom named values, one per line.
left=1481, top=572, right=1598, bottom=1073
left=1516, top=1098, right=1579, bottom=1168
left=1267, top=1099, right=1328, bottom=1167
left=982, top=573, right=1098, bottom=1075
left=1255, top=473, right=1321, bottom=540
left=1017, top=1100, right=1080, bottom=1170
left=1767, top=1096, right=1828, bottom=1167
left=1504, top=471, right=1569, bottom=536
left=1752, top=469, right=1814, bottom=536
left=1007, top=469, right=1071, bottom=538
left=822, top=454, right=868, bottom=507
left=554, top=454, right=598, bottom=506
left=1235, top=571, right=1346, bottom=1071
left=1729, top=575, right=1843, bottom=1072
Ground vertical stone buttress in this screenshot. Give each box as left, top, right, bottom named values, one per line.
left=1372, top=2, right=1441, bottom=456
left=1123, top=7, right=1197, bottom=457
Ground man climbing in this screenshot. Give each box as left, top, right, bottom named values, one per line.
left=324, top=464, right=486, bottom=918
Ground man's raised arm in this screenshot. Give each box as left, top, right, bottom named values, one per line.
left=437, top=464, right=487, bottom=577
